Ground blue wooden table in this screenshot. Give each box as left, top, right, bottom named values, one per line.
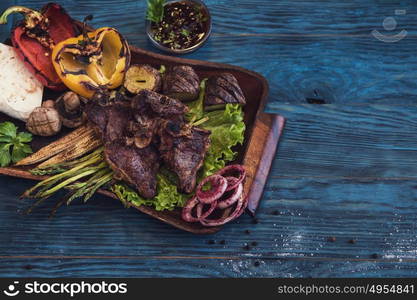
left=1, top=0, right=417, bottom=277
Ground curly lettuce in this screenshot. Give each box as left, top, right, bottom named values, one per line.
left=199, top=104, right=245, bottom=177
left=112, top=173, right=187, bottom=211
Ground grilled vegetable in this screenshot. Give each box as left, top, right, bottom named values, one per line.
left=162, top=65, right=200, bottom=102
left=16, top=125, right=96, bottom=166
left=52, top=16, right=131, bottom=99
left=26, top=107, right=62, bottom=136
left=37, top=132, right=101, bottom=168
left=204, top=73, right=246, bottom=111
left=123, top=64, right=162, bottom=94
left=0, top=3, right=76, bottom=90
left=55, top=91, right=85, bottom=128
left=24, top=148, right=113, bottom=215
left=42, top=100, right=56, bottom=109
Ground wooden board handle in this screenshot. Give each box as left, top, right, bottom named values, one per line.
left=243, top=113, right=285, bottom=215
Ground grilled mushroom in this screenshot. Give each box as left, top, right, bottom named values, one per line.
left=55, top=91, right=85, bottom=128
left=41, top=100, right=56, bottom=109
left=123, top=64, right=162, bottom=94
left=204, top=73, right=246, bottom=111
left=162, top=65, right=200, bottom=102
left=26, top=107, right=62, bottom=136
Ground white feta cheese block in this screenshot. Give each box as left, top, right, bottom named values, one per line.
left=0, top=43, right=43, bottom=121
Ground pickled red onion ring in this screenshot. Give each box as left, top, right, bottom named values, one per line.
left=181, top=165, right=248, bottom=227
left=196, top=201, right=217, bottom=220
left=181, top=196, right=200, bottom=222
left=217, top=182, right=243, bottom=209
left=224, top=176, right=240, bottom=192
left=196, top=175, right=227, bottom=204
left=200, top=194, right=246, bottom=227
left=216, top=165, right=246, bottom=191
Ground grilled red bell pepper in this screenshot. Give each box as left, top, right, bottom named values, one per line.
left=0, top=3, right=76, bottom=90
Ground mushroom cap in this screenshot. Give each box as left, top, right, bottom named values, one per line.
left=27, top=107, right=62, bottom=136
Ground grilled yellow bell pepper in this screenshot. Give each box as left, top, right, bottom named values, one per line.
left=52, top=26, right=131, bottom=99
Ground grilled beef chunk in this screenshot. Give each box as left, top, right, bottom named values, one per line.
left=86, top=88, right=211, bottom=198
left=204, top=73, right=246, bottom=110
left=132, top=89, right=189, bottom=118
left=126, top=117, right=159, bottom=149
left=85, top=102, right=131, bottom=143
left=159, top=120, right=211, bottom=193
left=85, top=101, right=160, bottom=198
left=105, top=142, right=160, bottom=199
left=162, top=66, right=200, bottom=102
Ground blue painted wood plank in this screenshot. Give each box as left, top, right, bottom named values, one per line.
left=1, top=174, right=417, bottom=261
left=0, top=0, right=417, bottom=278
left=1, top=257, right=417, bottom=278
left=6, top=0, right=417, bottom=105
left=269, top=105, right=417, bottom=178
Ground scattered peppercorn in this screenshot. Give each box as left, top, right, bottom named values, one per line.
left=254, top=261, right=260, bottom=267
left=327, top=236, right=336, bottom=242
left=219, top=240, right=226, bottom=245
left=251, top=241, right=258, bottom=247
left=245, top=230, right=251, bottom=235
left=243, top=243, right=251, bottom=251
left=272, top=210, right=280, bottom=215
left=22, top=264, right=33, bottom=270
left=348, top=239, right=356, bottom=244
left=207, top=239, right=215, bottom=245
left=371, top=253, right=379, bottom=259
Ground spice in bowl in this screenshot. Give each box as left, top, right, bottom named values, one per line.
left=146, top=0, right=211, bottom=54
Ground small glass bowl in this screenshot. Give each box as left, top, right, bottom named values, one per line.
left=146, top=0, right=212, bottom=55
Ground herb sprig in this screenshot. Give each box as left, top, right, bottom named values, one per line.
left=0, top=121, right=33, bottom=167
left=146, top=0, right=165, bottom=23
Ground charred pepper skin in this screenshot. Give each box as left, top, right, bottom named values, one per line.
left=0, top=3, right=76, bottom=90
left=52, top=27, right=131, bottom=99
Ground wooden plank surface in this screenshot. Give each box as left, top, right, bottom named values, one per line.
left=0, top=0, right=417, bottom=277
left=2, top=258, right=417, bottom=278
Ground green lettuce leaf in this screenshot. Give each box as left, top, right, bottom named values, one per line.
left=185, top=80, right=246, bottom=177
left=112, top=172, right=187, bottom=211
left=199, top=104, right=245, bottom=177
left=185, top=79, right=206, bottom=122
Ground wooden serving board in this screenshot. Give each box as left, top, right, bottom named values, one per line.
left=0, top=45, right=285, bottom=234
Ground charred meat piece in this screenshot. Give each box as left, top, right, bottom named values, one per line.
left=132, top=89, right=188, bottom=118
left=126, top=117, right=159, bottom=149
left=159, top=120, right=211, bottom=193
left=85, top=102, right=131, bottom=143
left=86, top=100, right=160, bottom=198
left=105, top=142, right=160, bottom=199
left=124, top=64, right=162, bottom=94
left=204, top=73, right=246, bottom=111
left=162, top=65, right=200, bottom=102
